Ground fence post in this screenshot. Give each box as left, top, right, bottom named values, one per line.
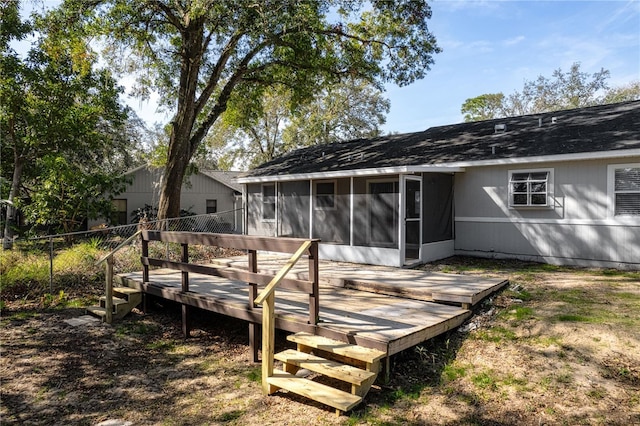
left=49, top=237, right=54, bottom=293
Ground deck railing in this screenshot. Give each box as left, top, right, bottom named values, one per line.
left=95, top=230, right=143, bottom=323
left=139, top=231, right=320, bottom=359
left=254, top=240, right=313, bottom=394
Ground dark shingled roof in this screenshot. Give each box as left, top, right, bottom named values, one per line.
left=244, top=100, right=640, bottom=177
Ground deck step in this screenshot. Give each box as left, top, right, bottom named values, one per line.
left=287, top=332, right=386, bottom=365
left=99, top=296, right=128, bottom=307
left=113, top=286, right=141, bottom=296
left=87, top=285, right=143, bottom=322
left=275, top=349, right=375, bottom=386
left=267, top=370, right=362, bottom=413
left=86, top=306, right=107, bottom=318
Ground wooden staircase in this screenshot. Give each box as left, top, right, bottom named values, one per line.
left=87, top=286, right=142, bottom=321
left=267, top=332, right=386, bottom=415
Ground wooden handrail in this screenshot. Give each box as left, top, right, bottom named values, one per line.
left=253, top=240, right=314, bottom=395
left=95, top=229, right=142, bottom=266
left=254, top=240, right=312, bottom=305
left=136, top=230, right=320, bottom=369
left=141, top=230, right=315, bottom=254
left=95, top=229, right=142, bottom=324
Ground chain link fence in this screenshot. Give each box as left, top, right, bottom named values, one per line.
left=3, top=210, right=243, bottom=299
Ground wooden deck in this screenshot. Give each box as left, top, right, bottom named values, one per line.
left=117, top=256, right=507, bottom=357
left=210, top=256, right=509, bottom=308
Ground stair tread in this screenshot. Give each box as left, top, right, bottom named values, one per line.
left=275, top=349, right=375, bottom=385
left=113, top=287, right=141, bottom=295
left=267, top=370, right=362, bottom=412
left=288, top=333, right=386, bottom=364
left=99, top=296, right=128, bottom=306
left=86, top=306, right=107, bottom=317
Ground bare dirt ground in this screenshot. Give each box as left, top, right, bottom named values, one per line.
left=1, top=257, right=639, bottom=425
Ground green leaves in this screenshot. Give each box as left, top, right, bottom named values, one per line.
left=209, top=78, right=389, bottom=170
left=53, top=0, right=441, bottom=218
left=461, top=62, right=638, bottom=122
left=2, top=5, right=136, bottom=236
left=24, top=155, right=129, bottom=234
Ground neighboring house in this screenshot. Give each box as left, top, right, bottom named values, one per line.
left=92, top=166, right=243, bottom=230
left=238, top=100, right=640, bottom=269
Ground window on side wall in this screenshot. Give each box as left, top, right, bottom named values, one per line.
left=206, top=199, right=217, bottom=214
left=508, top=169, right=553, bottom=208
left=112, top=199, right=127, bottom=225
left=314, top=181, right=336, bottom=210
left=610, top=164, right=640, bottom=216
left=262, top=184, right=276, bottom=221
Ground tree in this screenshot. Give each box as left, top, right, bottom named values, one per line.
left=460, top=62, right=637, bottom=122
left=283, top=79, right=390, bottom=147
left=460, top=93, right=505, bottom=122
left=1, top=4, right=136, bottom=243
left=48, top=0, right=441, bottom=219
left=603, top=80, right=640, bottom=104
left=22, top=156, right=129, bottom=235
left=209, top=79, right=389, bottom=170
left=213, top=85, right=294, bottom=170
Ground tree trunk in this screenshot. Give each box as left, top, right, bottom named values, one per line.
left=3, top=157, right=24, bottom=250
left=156, top=17, right=205, bottom=221
left=157, top=133, right=188, bottom=220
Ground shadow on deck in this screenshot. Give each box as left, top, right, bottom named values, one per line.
left=118, top=252, right=507, bottom=357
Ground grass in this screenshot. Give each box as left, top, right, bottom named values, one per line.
left=471, top=370, right=499, bottom=390
left=474, top=326, right=518, bottom=343
left=499, top=306, right=535, bottom=322
left=442, top=363, right=468, bottom=382
left=3, top=252, right=639, bottom=425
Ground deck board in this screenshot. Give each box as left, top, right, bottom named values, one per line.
left=119, top=264, right=484, bottom=356
left=210, top=255, right=508, bottom=306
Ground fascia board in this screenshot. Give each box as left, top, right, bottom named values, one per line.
left=445, top=148, right=640, bottom=168
left=237, top=165, right=465, bottom=183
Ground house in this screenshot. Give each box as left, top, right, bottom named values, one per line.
left=97, top=165, right=243, bottom=229
left=238, top=100, right=640, bottom=269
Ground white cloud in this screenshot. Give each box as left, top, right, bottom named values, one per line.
left=503, top=35, right=525, bottom=46
left=596, top=0, right=640, bottom=33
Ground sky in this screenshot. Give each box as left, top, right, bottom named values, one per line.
left=13, top=0, right=640, bottom=135
left=384, top=0, right=640, bottom=133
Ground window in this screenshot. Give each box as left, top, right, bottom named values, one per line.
left=206, top=199, right=217, bottom=214
left=112, top=199, right=127, bottom=225
left=509, top=169, right=552, bottom=207
left=314, top=181, right=336, bottom=210
left=262, top=184, right=276, bottom=221
left=611, top=164, right=640, bottom=216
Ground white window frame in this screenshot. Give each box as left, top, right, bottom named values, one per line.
left=608, top=163, right=640, bottom=217
left=313, top=180, right=337, bottom=211
left=261, top=183, right=276, bottom=222
left=508, top=168, right=554, bottom=209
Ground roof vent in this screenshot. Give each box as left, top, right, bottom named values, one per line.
left=494, top=123, right=507, bottom=133
left=551, top=117, right=557, bottom=124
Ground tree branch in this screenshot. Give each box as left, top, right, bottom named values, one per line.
left=150, top=0, right=184, bottom=30
left=193, top=31, right=244, bottom=117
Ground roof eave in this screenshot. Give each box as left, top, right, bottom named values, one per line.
left=445, top=148, right=640, bottom=168
left=237, top=148, right=640, bottom=184
left=237, top=165, right=465, bottom=184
